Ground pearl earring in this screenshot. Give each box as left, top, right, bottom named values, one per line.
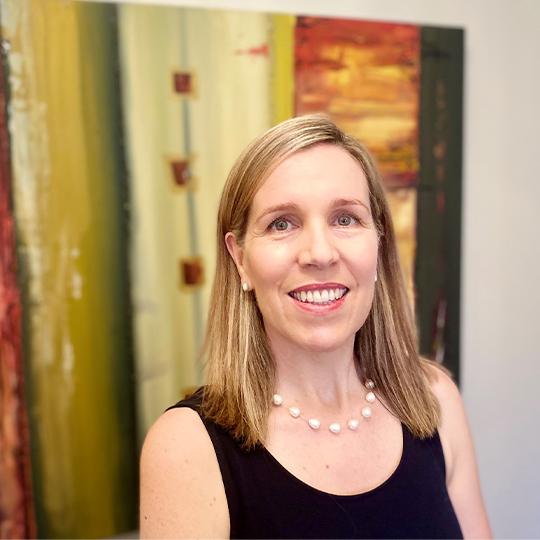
left=374, top=274, right=378, bottom=283
left=242, top=282, right=250, bottom=292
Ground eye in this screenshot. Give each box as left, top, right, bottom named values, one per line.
left=269, top=217, right=293, bottom=232
left=335, top=214, right=359, bottom=227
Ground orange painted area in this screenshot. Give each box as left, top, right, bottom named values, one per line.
left=295, top=17, right=420, bottom=188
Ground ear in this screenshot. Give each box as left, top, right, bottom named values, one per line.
left=225, top=232, right=248, bottom=283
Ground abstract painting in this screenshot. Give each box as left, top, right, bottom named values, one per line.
left=0, top=0, right=463, bottom=536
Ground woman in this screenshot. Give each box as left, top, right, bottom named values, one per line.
left=140, top=115, right=491, bottom=539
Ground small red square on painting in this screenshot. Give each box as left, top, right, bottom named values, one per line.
left=181, top=258, right=204, bottom=287
left=171, top=160, right=191, bottom=186
left=173, top=72, right=192, bottom=94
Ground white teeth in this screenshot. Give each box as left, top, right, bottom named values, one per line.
left=291, top=288, right=347, bottom=304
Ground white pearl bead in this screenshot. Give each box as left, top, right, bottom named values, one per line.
left=347, top=419, right=360, bottom=430
left=365, top=379, right=375, bottom=390
left=308, top=418, right=321, bottom=430
left=366, top=391, right=376, bottom=403
left=272, top=394, right=283, bottom=406
left=361, top=406, right=372, bottom=419
left=329, top=422, right=341, bottom=434
left=288, top=406, right=301, bottom=418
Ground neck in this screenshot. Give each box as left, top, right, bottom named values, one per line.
left=268, top=333, right=365, bottom=413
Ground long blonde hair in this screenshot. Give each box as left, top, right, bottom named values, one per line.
left=201, top=115, right=440, bottom=449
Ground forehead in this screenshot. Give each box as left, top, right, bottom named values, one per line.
left=251, top=144, right=369, bottom=210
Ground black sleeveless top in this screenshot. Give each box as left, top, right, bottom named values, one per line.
left=168, top=389, right=463, bottom=539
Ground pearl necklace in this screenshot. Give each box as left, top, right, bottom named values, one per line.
left=271, top=379, right=376, bottom=434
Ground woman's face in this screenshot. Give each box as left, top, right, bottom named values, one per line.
left=226, top=143, right=379, bottom=353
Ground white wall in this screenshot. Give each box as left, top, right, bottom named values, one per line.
left=89, top=0, right=540, bottom=537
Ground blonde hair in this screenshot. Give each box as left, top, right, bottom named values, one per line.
left=201, top=115, right=440, bottom=449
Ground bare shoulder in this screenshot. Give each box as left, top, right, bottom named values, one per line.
left=424, top=362, right=492, bottom=538
left=140, top=407, right=229, bottom=539
left=426, top=363, right=463, bottom=419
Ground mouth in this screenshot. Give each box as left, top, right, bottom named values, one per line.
left=288, top=286, right=349, bottom=306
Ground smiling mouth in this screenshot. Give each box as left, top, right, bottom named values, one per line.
left=288, top=287, right=349, bottom=305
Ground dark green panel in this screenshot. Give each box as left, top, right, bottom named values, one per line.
left=416, top=26, right=464, bottom=382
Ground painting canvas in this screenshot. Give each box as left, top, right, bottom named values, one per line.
left=0, top=0, right=463, bottom=537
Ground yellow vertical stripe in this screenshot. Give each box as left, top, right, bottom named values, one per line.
left=270, top=14, right=295, bottom=124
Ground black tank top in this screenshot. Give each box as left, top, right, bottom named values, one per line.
left=168, top=389, right=463, bottom=539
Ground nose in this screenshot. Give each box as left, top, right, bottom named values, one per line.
left=297, top=221, right=339, bottom=268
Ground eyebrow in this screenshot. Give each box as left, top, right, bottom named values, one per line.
left=254, top=198, right=370, bottom=224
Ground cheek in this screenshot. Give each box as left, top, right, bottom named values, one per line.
left=346, top=238, right=379, bottom=277
left=244, top=244, right=292, bottom=291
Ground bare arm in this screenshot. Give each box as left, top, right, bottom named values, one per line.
left=431, top=368, right=492, bottom=539
left=139, top=408, right=229, bottom=539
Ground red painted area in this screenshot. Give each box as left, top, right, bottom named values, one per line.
left=296, top=18, right=418, bottom=68
left=437, top=192, right=446, bottom=214
left=173, top=72, right=192, bottom=94
left=181, top=258, right=204, bottom=287
left=235, top=43, right=269, bottom=57
left=170, top=160, right=191, bottom=187
left=0, top=54, right=36, bottom=539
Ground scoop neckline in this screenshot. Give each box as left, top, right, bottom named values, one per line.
left=261, top=422, right=406, bottom=499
